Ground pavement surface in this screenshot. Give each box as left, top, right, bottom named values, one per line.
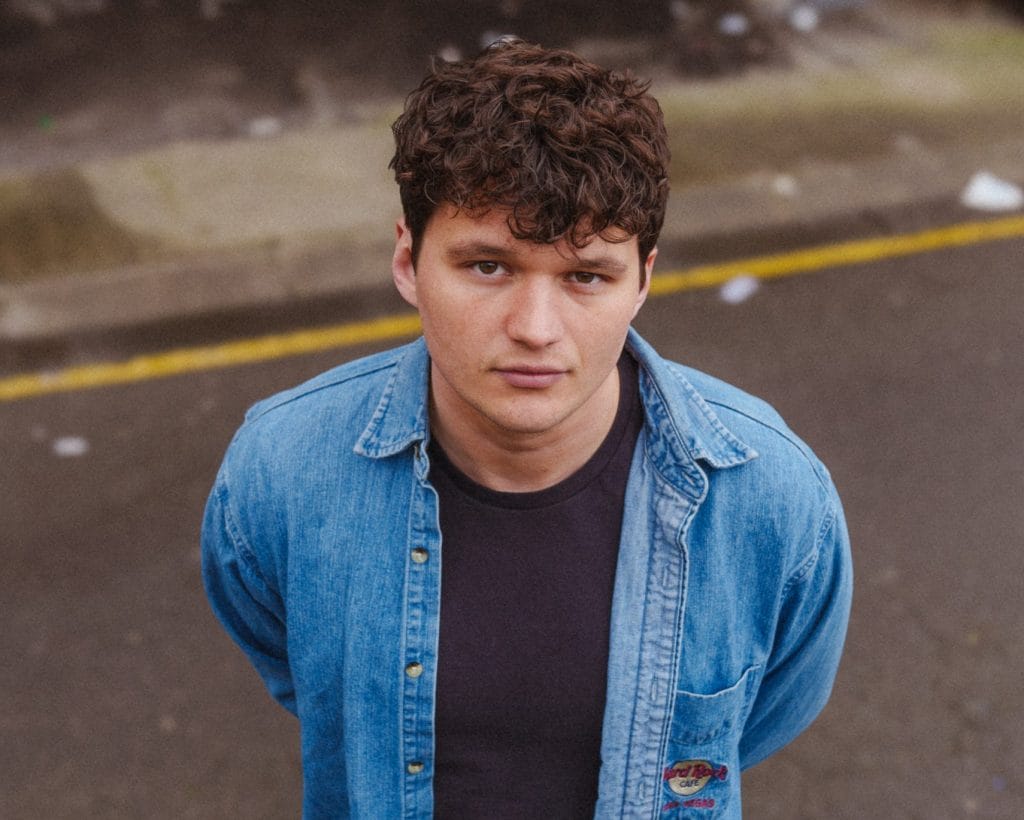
left=1, top=1, right=1022, bottom=346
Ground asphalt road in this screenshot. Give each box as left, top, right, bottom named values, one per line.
left=2, top=223, right=1022, bottom=818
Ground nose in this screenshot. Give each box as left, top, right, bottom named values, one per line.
left=504, top=278, right=564, bottom=349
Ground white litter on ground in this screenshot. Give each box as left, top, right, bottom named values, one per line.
left=479, top=31, right=518, bottom=49
left=437, top=43, right=462, bottom=63
left=789, top=5, right=820, bottom=32
left=720, top=274, right=760, bottom=304
left=718, top=13, right=750, bottom=37
left=247, top=116, right=282, bottom=139
left=52, top=436, right=90, bottom=458
left=960, top=171, right=1023, bottom=212
left=771, top=174, right=799, bottom=197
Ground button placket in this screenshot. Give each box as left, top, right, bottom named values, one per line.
left=400, top=472, right=442, bottom=812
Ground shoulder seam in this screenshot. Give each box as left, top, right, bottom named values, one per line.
left=704, top=398, right=830, bottom=490
left=214, top=472, right=276, bottom=598
left=782, top=496, right=838, bottom=594
left=245, top=355, right=399, bottom=425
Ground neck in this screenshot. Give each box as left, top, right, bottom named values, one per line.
left=429, top=368, right=621, bottom=493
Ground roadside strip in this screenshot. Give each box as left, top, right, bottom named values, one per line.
left=2, top=214, right=1023, bottom=403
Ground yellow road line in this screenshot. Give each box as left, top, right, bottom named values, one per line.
left=2, top=215, right=1023, bottom=403
left=0, top=314, right=422, bottom=403
left=647, top=214, right=1024, bottom=295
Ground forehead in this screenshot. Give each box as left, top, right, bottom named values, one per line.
left=422, top=204, right=639, bottom=262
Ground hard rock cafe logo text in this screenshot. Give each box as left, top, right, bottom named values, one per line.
left=662, top=759, right=729, bottom=797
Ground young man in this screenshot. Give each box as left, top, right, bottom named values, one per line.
left=202, top=41, right=852, bottom=819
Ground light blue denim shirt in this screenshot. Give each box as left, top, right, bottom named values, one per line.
left=202, top=328, right=852, bottom=819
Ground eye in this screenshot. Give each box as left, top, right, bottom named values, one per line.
left=569, top=271, right=602, bottom=285
left=471, top=261, right=503, bottom=276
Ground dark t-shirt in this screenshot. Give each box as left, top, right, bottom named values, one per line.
left=428, top=354, right=643, bottom=819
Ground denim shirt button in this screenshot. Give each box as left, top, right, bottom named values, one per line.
left=407, top=761, right=425, bottom=775
left=405, top=662, right=424, bottom=678
left=410, top=548, right=429, bottom=564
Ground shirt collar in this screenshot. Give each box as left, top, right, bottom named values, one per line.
left=626, top=328, right=757, bottom=470
left=354, top=330, right=757, bottom=470
left=354, top=337, right=431, bottom=459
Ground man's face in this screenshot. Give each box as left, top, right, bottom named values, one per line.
left=393, top=205, right=654, bottom=445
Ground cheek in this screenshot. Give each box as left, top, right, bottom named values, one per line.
left=428, top=288, right=504, bottom=337
left=576, top=303, right=637, bottom=345
left=417, top=288, right=461, bottom=334
left=419, top=297, right=493, bottom=368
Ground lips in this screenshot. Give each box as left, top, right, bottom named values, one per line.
left=494, top=366, right=567, bottom=389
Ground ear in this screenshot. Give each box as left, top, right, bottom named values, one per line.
left=633, top=246, right=656, bottom=318
left=392, top=218, right=419, bottom=309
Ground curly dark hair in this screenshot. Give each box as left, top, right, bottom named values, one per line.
left=390, top=41, right=670, bottom=277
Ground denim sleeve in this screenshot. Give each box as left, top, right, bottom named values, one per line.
left=738, top=489, right=852, bottom=769
left=201, top=474, right=297, bottom=716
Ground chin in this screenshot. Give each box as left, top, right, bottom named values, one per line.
left=488, top=408, right=571, bottom=436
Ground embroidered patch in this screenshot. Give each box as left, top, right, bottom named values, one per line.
left=662, top=760, right=728, bottom=797
left=662, top=797, right=717, bottom=811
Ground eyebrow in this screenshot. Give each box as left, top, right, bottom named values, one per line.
left=442, top=241, right=631, bottom=274
left=443, top=241, right=511, bottom=262
left=569, top=255, right=631, bottom=274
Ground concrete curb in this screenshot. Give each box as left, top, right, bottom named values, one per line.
left=2, top=134, right=1021, bottom=342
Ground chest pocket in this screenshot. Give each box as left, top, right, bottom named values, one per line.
left=660, top=665, right=761, bottom=819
